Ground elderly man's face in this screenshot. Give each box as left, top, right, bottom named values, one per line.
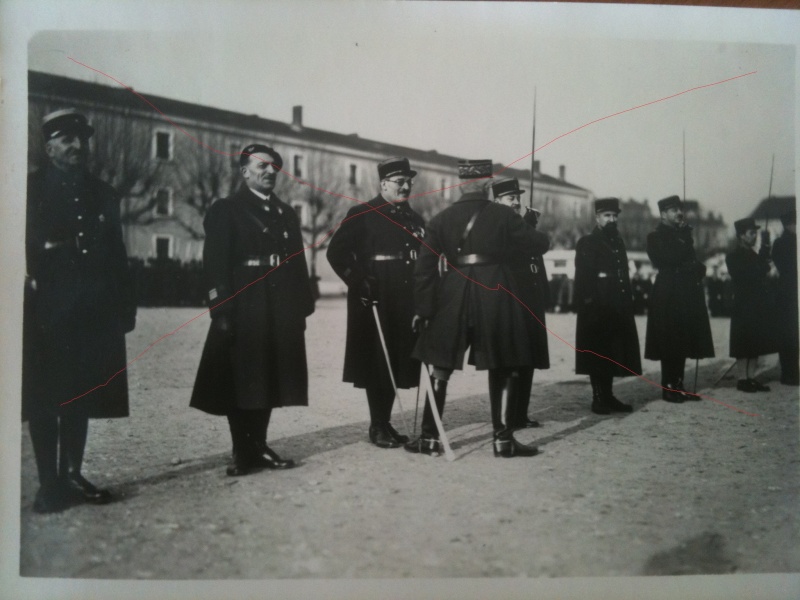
left=595, top=210, right=618, bottom=228
left=740, top=228, right=758, bottom=248
left=496, top=193, right=521, bottom=213
left=241, top=152, right=279, bottom=195
left=380, top=175, right=413, bottom=203
left=45, top=132, right=88, bottom=172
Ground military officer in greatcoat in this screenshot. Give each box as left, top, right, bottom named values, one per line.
left=190, top=144, right=315, bottom=476
left=406, top=160, right=543, bottom=458
left=644, top=195, right=714, bottom=402
left=23, top=109, right=137, bottom=513
left=771, top=210, right=799, bottom=386
left=490, top=177, right=551, bottom=429
left=574, top=198, right=641, bottom=415
left=725, top=218, right=779, bottom=392
left=326, top=157, right=425, bottom=448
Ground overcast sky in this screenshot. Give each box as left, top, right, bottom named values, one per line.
left=16, top=3, right=800, bottom=226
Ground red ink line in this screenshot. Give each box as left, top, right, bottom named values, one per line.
left=59, top=58, right=758, bottom=416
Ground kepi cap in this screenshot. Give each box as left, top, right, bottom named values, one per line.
left=594, top=197, right=621, bottom=214
left=41, top=108, right=94, bottom=140
left=492, top=177, right=526, bottom=199
left=377, top=156, right=417, bottom=180
left=657, top=195, right=682, bottom=212
left=734, top=217, right=760, bottom=236
left=240, top=144, right=283, bottom=169
left=457, top=159, right=493, bottom=180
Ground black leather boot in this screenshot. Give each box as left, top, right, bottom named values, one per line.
left=676, top=377, right=700, bottom=401
left=60, top=414, right=112, bottom=504
left=247, top=409, right=296, bottom=469
left=369, top=422, right=401, bottom=449
left=405, top=377, right=446, bottom=455
left=490, top=370, right=538, bottom=458
left=590, top=375, right=611, bottom=415
left=515, top=366, right=541, bottom=428
left=602, top=377, right=633, bottom=413
left=29, top=415, right=70, bottom=513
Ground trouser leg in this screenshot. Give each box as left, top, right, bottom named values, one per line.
left=488, top=368, right=516, bottom=434
left=780, top=347, right=800, bottom=384
left=58, top=412, right=89, bottom=477
left=226, top=409, right=250, bottom=461
left=366, top=383, right=394, bottom=425
left=516, top=366, right=534, bottom=427
left=420, top=374, right=448, bottom=439
left=28, top=414, right=59, bottom=489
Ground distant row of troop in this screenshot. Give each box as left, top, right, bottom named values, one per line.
left=22, top=109, right=798, bottom=513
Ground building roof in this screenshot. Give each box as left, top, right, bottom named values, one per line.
left=29, top=70, right=588, bottom=192
left=750, top=196, right=796, bottom=221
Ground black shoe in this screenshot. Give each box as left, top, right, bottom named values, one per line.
left=493, top=433, right=539, bottom=458
left=662, top=385, right=686, bottom=403
left=63, top=473, right=112, bottom=504
left=225, top=460, right=252, bottom=477
left=369, top=424, right=401, bottom=449
left=385, top=422, right=410, bottom=444
left=748, top=379, right=770, bottom=392
left=606, top=395, right=633, bottom=413
left=250, top=444, right=296, bottom=470
left=591, top=399, right=612, bottom=415
left=32, top=483, right=70, bottom=514
left=736, top=379, right=758, bottom=393
left=404, top=436, right=441, bottom=456
left=516, top=417, right=542, bottom=429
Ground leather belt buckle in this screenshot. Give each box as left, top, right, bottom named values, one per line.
left=269, top=253, right=281, bottom=267
left=409, top=249, right=418, bottom=261
left=529, top=263, right=538, bottom=274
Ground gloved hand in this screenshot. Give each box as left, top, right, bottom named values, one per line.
left=523, top=208, right=540, bottom=227
left=359, top=276, right=378, bottom=307
left=411, top=315, right=429, bottom=333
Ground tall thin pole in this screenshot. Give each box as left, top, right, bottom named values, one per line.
left=682, top=129, right=686, bottom=201
left=529, top=87, right=536, bottom=210
left=766, top=153, right=774, bottom=229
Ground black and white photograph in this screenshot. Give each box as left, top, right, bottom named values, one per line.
left=1, top=1, right=799, bottom=599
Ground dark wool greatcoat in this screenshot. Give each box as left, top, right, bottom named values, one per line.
left=509, top=230, right=551, bottom=370
left=412, top=193, right=546, bottom=371
left=574, top=226, right=642, bottom=377
left=644, top=223, right=714, bottom=361
left=726, top=244, right=779, bottom=359
left=326, top=195, right=425, bottom=390
left=772, top=231, right=799, bottom=353
left=190, top=188, right=315, bottom=415
left=22, top=168, right=136, bottom=420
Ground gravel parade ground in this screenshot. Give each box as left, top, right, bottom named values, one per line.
left=11, top=299, right=800, bottom=598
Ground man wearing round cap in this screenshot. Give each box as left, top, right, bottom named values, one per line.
left=407, top=160, right=543, bottom=458
left=190, top=144, right=315, bottom=476
left=644, top=195, right=714, bottom=403
left=574, top=198, right=641, bottom=414
left=23, top=109, right=136, bottom=512
left=726, top=218, right=779, bottom=392
left=491, top=177, right=551, bottom=429
left=326, top=157, right=425, bottom=448
left=771, top=210, right=799, bottom=385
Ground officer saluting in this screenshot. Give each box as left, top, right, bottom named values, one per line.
left=574, top=198, right=641, bottom=414
left=23, top=109, right=136, bottom=512
left=190, top=144, right=314, bottom=476
left=490, top=177, right=551, bottom=429
left=644, top=195, right=714, bottom=402
left=407, top=160, right=542, bottom=458
left=326, top=157, right=425, bottom=448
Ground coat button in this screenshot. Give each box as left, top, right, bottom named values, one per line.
left=74, top=198, right=79, bottom=202
left=78, top=232, right=84, bottom=237
left=77, top=215, right=83, bottom=220
left=82, top=249, right=88, bottom=254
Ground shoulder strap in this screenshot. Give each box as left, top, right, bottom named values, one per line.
left=457, top=203, right=489, bottom=254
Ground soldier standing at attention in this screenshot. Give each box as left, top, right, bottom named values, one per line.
left=407, top=160, right=543, bottom=458
left=190, top=144, right=314, bottom=476
left=574, top=198, right=641, bottom=415
left=644, top=195, right=714, bottom=402
left=771, top=210, right=799, bottom=386
left=326, top=157, right=425, bottom=448
left=725, top=218, right=778, bottom=392
left=490, top=177, right=550, bottom=429
left=23, top=109, right=137, bottom=513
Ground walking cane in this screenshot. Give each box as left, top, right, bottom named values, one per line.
left=712, top=360, right=737, bottom=388
left=370, top=304, right=411, bottom=438
left=419, top=362, right=456, bottom=462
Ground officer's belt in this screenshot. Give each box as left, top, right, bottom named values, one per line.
left=370, top=251, right=418, bottom=262
left=242, top=254, right=283, bottom=267
left=453, top=254, right=497, bottom=267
